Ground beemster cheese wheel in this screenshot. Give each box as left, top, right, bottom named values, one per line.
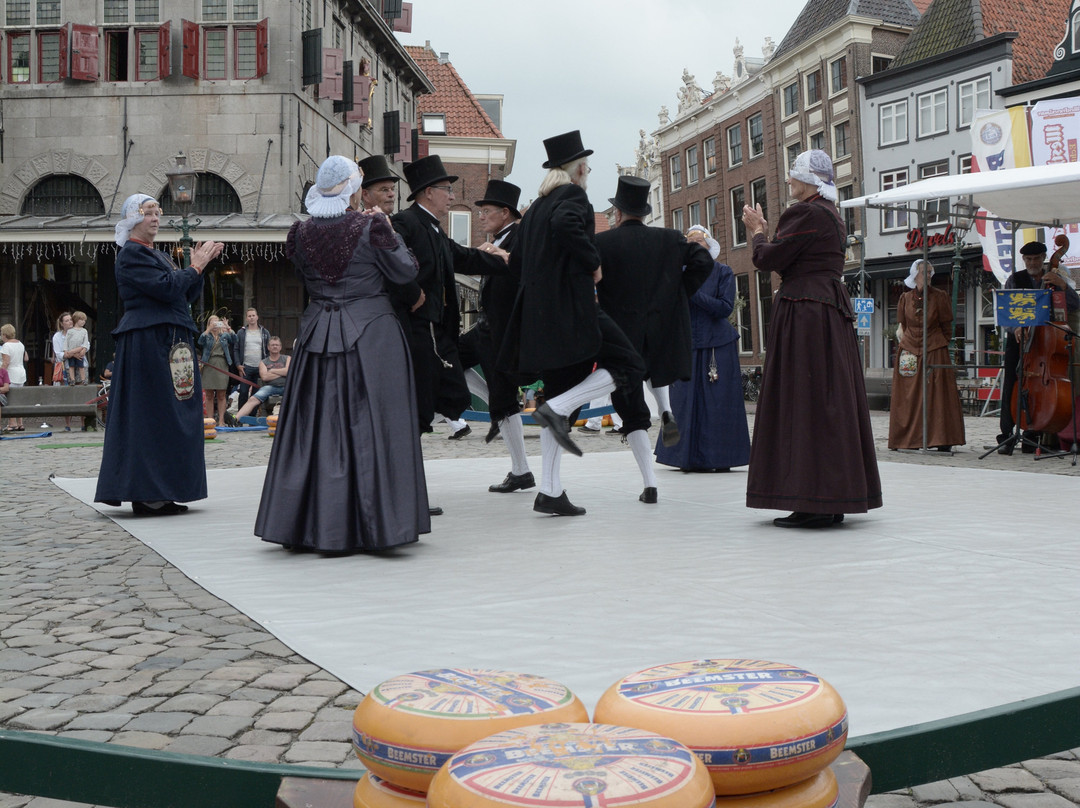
left=715, top=768, right=838, bottom=808
left=427, top=722, right=716, bottom=808
left=352, top=772, right=426, bottom=808
left=351, top=669, right=588, bottom=792
left=593, top=659, right=847, bottom=795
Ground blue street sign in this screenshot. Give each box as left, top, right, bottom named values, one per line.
left=856, top=312, right=872, bottom=334
left=853, top=297, right=874, bottom=314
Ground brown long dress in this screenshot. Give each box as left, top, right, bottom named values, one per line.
left=888, top=286, right=966, bottom=450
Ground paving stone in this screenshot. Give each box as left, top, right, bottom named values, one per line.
left=237, top=729, right=294, bottom=746
left=9, top=709, right=79, bottom=730
left=0, top=703, right=24, bottom=721
left=223, top=745, right=285, bottom=763
left=110, top=731, right=171, bottom=750
left=65, top=713, right=136, bottom=731
left=163, top=735, right=233, bottom=757
left=254, top=712, right=312, bottom=732
left=293, top=680, right=348, bottom=698
left=299, top=720, right=351, bottom=743
left=230, top=687, right=279, bottom=703
left=266, top=695, right=328, bottom=713
left=864, top=795, right=919, bottom=808
left=155, top=694, right=223, bottom=714
left=121, top=712, right=194, bottom=733
left=88, top=680, right=151, bottom=697
left=971, top=767, right=1047, bottom=793
left=206, top=700, right=263, bottom=718
left=56, top=694, right=128, bottom=712
left=38, top=680, right=98, bottom=696
left=282, top=741, right=352, bottom=763
left=32, top=663, right=91, bottom=678
left=1024, top=759, right=1080, bottom=781
left=911, top=780, right=961, bottom=803
left=1049, top=778, right=1080, bottom=802
left=0, top=651, right=52, bottom=672
left=185, top=679, right=243, bottom=696
left=249, top=672, right=306, bottom=691
left=181, top=715, right=252, bottom=738
left=995, top=794, right=1080, bottom=808
left=57, top=730, right=115, bottom=743
left=12, top=694, right=68, bottom=709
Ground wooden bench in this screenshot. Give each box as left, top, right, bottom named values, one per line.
left=3, top=385, right=99, bottom=430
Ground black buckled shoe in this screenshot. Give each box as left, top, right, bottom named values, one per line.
left=428, top=506, right=444, bottom=516
left=639, top=487, right=658, bottom=504
left=448, top=424, right=471, bottom=440
left=484, top=421, right=501, bottom=444
left=772, top=511, right=835, bottom=529
left=489, top=471, right=536, bottom=493
left=533, top=491, right=586, bottom=516
left=132, top=501, right=188, bottom=516
left=660, top=411, right=680, bottom=448
left=532, top=403, right=582, bottom=457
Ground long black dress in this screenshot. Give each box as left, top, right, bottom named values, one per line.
left=745, top=196, right=882, bottom=515
left=254, top=211, right=429, bottom=552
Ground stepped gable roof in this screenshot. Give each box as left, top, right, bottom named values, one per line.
left=771, top=0, right=922, bottom=62
left=404, top=44, right=503, bottom=138
left=891, top=0, right=1070, bottom=83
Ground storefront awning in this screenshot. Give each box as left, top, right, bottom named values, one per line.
left=0, top=212, right=305, bottom=243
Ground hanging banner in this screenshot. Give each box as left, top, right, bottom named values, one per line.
left=1029, top=99, right=1080, bottom=270
left=970, top=107, right=1030, bottom=284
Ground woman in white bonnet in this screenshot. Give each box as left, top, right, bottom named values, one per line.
left=888, top=259, right=966, bottom=451
left=95, top=193, right=224, bottom=515
left=741, top=149, right=881, bottom=528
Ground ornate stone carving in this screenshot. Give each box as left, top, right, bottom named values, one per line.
left=658, top=105, right=670, bottom=126
left=52, top=151, right=71, bottom=173
left=208, top=150, right=229, bottom=174
left=676, top=68, right=705, bottom=114
left=762, top=36, right=776, bottom=60
left=713, top=71, right=731, bottom=94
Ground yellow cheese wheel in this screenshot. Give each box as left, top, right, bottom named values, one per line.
left=204, top=429, right=217, bottom=440
left=353, top=773, right=426, bottom=808
left=266, top=414, right=278, bottom=437
left=352, top=669, right=589, bottom=792
left=427, top=723, right=716, bottom=808
left=593, top=660, right=847, bottom=795
left=715, top=769, right=837, bottom=808
left=203, top=418, right=217, bottom=428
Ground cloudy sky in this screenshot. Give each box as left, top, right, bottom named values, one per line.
left=398, top=0, right=809, bottom=206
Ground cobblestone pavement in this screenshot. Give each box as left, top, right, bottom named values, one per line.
left=2, top=409, right=1079, bottom=807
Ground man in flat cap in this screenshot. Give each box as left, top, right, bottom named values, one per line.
left=595, top=174, right=713, bottom=503
left=996, top=239, right=1080, bottom=454
left=457, top=179, right=537, bottom=494
left=500, top=131, right=645, bottom=516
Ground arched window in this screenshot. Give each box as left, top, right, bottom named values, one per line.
left=21, top=175, right=106, bottom=216
left=160, top=173, right=242, bottom=215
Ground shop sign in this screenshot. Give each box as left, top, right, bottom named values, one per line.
left=904, top=223, right=957, bottom=252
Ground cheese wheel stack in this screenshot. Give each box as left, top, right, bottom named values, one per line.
left=351, top=669, right=588, bottom=793
left=266, top=413, right=278, bottom=437
left=594, top=659, right=847, bottom=798
left=352, top=773, right=426, bottom=808
left=203, top=417, right=217, bottom=440
left=427, top=723, right=717, bottom=808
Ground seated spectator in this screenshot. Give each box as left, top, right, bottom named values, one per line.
left=235, top=336, right=290, bottom=419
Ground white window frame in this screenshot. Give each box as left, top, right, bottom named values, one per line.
left=730, top=186, right=746, bottom=246
left=688, top=201, right=701, bottom=227
left=748, top=113, right=764, bottom=158
left=782, top=81, right=799, bottom=118
left=879, top=100, right=908, bottom=146
left=449, top=210, right=471, bottom=246
left=670, top=154, right=682, bottom=191
left=686, top=145, right=699, bottom=186
left=703, top=137, right=717, bottom=176
left=829, top=55, right=846, bottom=95
left=917, top=88, right=948, bottom=138
left=671, top=208, right=684, bottom=232
left=727, top=124, right=742, bottom=167
left=957, top=75, right=991, bottom=129
left=805, top=69, right=822, bottom=107
left=833, top=120, right=850, bottom=158
left=880, top=169, right=909, bottom=232
left=919, top=160, right=950, bottom=225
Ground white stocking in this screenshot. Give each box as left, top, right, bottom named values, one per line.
left=539, top=428, right=563, bottom=497
left=648, top=381, right=671, bottom=416
left=546, top=369, right=615, bottom=416
left=627, top=429, right=658, bottom=489
left=500, top=414, right=530, bottom=476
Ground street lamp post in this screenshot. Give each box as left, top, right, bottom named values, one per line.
left=949, top=195, right=978, bottom=359
left=165, top=152, right=202, bottom=315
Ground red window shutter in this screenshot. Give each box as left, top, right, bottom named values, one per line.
left=346, top=74, right=372, bottom=123
left=255, top=17, right=268, bottom=78
left=57, top=24, right=69, bottom=80
left=158, top=20, right=171, bottom=79
left=317, top=48, right=343, bottom=100
left=68, top=23, right=98, bottom=81
left=182, top=19, right=199, bottom=78
left=394, top=123, right=412, bottom=163
left=392, top=3, right=413, bottom=33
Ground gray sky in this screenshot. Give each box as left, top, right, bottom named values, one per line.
left=398, top=0, right=809, bottom=206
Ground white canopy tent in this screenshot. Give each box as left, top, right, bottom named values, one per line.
left=841, top=162, right=1080, bottom=226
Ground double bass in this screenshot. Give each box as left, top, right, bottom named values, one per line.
left=1010, top=234, right=1074, bottom=434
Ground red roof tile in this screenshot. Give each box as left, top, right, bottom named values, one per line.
left=405, top=44, right=502, bottom=138
left=594, top=213, right=611, bottom=234
left=981, top=0, right=1072, bottom=84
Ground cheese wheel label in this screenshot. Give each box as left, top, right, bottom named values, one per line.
left=369, top=669, right=578, bottom=718
left=694, top=715, right=847, bottom=768
left=441, top=724, right=710, bottom=806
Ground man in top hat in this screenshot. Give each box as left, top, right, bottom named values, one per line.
left=996, top=239, right=1080, bottom=454
left=595, top=175, right=713, bottom=502
left=500, top=130, right=646, bottom=516
left=456, top=179, right=536, bottom=493
left=357, top=154, right=400, bottom=214
left=390, top=154, right=506, bottom=443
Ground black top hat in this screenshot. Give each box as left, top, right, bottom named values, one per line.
left=609, top=175, right=652, bottom=218
left=542, top=130, right=594, bottom=169
left=1020, top=240, right=1048, bottom=256
left=358, top=155, right=399, bottom=188
left=403, top=155, right=458, bottom=201
left=475, top=180, right=522, bottom=219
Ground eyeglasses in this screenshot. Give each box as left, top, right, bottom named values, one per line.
left=430, top=185, right=454, bottom=193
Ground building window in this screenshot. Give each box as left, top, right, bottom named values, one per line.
left=880, top=169, right=909, bottom=231
left=806, top=69, right=821, bottom=106
left=748, top=113, right=763, bottom=158
left=872, top=55, right=892, bottom=72
left=958, top=153, right=973, bottom=174
left=917, top=88, right=948, bottom=137
left=731, top=186, right=746, bottom=246
left=786, top=143, right=801, bottom=171
left=37, top=29, right=61, bottom=81
left=830, top=56, right=847, bottom=94
left=670, top=154, right=682, bottom=191
left=838, top=185, right=856, bottom=236
left=671, top=208, right=684, bottom=232
left=6, top=0, right=30, bottom=24
left=234, top=0, right=258, bottom=20
left=958, top=76, right=991, bottom=129
left=104, top=0, right=127, bottom=22
left=834, top=121, right=850, bottom=158
left=234, top=26, right=258, bottom=78
left=783, top=82, right=799, bottom=117
left=727, top=124, right=743, bottom=167
left=105, top=31, right=129, bottom=81
left=303, top=0, right=312, bottom=28
left=134, top=0, right=159, bottom=22
left=920, top=160, right=950, bottom=224
left=879, top=100, right=907, bottom=146
left=706, top=195, right=719, bottom=233
left=37, top=0, right=60, bottom=25
left=736, top=273, right=751, bottom=352
left=449, top=210, right=471, bottom=246
left=704, top=137, right=716, bottom=176
left=135, top=29, right=159, bottom=80
left=23, top=175, right=106, bottom=215
left=203, top=0, right=227, bottom=20
left=810, top=131, right=825, bottom=151
left=204, top=27, right=227, bottom=79
left=750, top=178, right=767, bottom=223
left=686, top=145, right=699, bottom=185
left=160, top=173, right=242, bottom=214
left=8, top=32, right=30, bottom=82
left=421, top=113, right=446, bottom=135
left=688, top=201, right=701, bottom=227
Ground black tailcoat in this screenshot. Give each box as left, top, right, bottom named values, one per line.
left=595, top=220, right=713, bottom=386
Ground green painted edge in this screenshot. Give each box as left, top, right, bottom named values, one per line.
left=848, top=684, right=1080, bottom=793
left=0, top=729, right=361, bottom=808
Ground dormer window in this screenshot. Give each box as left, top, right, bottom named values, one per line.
left=421, top=113, right=446, bottom=135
